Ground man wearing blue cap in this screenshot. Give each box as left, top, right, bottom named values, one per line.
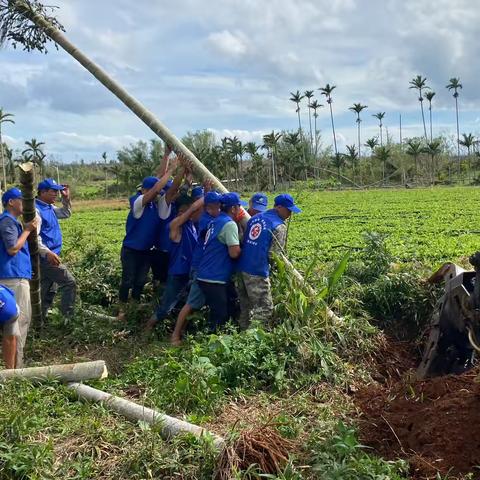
left=0, top=188, right=37, bottom=367
left=170, top=190, right=222, bottom=344
left=247, top=193, right=268, bottom=217
left=119, top=160, right=178, bottom=312
left=0, top=284, right=20, bottom=369
left=237, top=193, right=302, bottom=329
left=196, top=192, right=245, bottom=332
left=36, top=178, right=76, bottom=320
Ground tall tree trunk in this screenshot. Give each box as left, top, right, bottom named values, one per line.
left=307, top=105, right=313, bottom=151
left=429, top=104, right=433, bottom=141
left=18, top=162, right=42, bottom=326
left=314, top=115, right=318, bottom=157
left=455, top=96, right=460, bottom=174
left=357, top=120, right=361, bottom=159
left=420, top=94, right=428, bottom=142
left=379, top=124, right=383, bottom=147
left=329, top=102, right=338, bottom=156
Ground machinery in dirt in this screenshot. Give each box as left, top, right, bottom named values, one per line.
left=417, top=252, right=480, bottom=379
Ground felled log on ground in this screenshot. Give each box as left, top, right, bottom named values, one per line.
left=68, top=382, right=225, bottom=449
left=0, top=360, right=108, bottom=382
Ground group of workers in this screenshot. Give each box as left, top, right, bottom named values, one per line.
left=0, top=147, right=301, bottom=368
left=119, top=150, right=301, bottom=345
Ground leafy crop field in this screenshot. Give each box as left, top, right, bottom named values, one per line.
left=1, top=186, right=479, bottom=479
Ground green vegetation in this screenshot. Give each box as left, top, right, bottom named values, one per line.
left=0, top=186, right=477, bottom=478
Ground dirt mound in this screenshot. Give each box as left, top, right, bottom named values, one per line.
left=356, top=369, right=480, bottom=479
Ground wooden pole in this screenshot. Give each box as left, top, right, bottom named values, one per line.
left=0, top=360, right=108, bottom=382
left=18, top=162, right=42, bottom=325
left=68, top=383, right=225, bottom=449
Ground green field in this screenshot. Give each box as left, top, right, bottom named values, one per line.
left=1, top=186, right=478, bottom=479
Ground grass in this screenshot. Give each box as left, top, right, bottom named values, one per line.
left=1, top=186, right=479, bottom=478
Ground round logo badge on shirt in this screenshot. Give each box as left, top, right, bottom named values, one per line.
left=249, top=222, right=262, bottom=241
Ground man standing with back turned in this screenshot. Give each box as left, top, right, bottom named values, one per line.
left=237, top=193, right=302, bottom=329
left=35, top=178, right=76, bottom=321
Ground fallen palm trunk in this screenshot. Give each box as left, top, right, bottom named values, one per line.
left=3, top=1, right=342, bottom=323
left=0, top=360, right=108, bottom=382
left=68, top=382, right=225, bottom=449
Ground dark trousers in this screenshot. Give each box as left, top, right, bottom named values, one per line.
left=198, top=280, right=238, bottom=332
left=155, top=274, right=190, bottom=321
left=119, top=246, right=151, bottom=302
left=150, top=249, right=169, bottom=283
left=40, top=258, right=77, bottom=319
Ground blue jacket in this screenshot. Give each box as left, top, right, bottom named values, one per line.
left=190, top=211, right=215, bottom=271
left=197, top=213, right=235, bottom=284
left=36, top=199, right=63, bottom=255
left=123, top=193, right=160, bottom=251
left=238, top=209, right=284, bottom=277
left=0, top=284, right=18, bottom=324
left=0, top=212, right=32, bottom=280
left=168, top=220, right=198, bottom=276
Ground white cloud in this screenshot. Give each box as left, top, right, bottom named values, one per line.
left=207, top=30, right=248, bottom=58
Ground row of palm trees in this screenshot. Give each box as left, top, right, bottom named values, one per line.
left=289, top=77, right=465, bottom=168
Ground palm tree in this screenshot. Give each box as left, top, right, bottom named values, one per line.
left=349, top=103, right=368, bottom=159
left=319, top=83, right=338, bottom=156
left=304, top=90, right=314, bottom=148
left=289, top=90, right=304, bottom=135
left=372, top=112, right=385, bottom=146
left=309, top=99, right=323, bottom=156
left=22, top=138, right=45, bottom=174
left=409, top=75, right=429, bottom=142
left=446, top=77, right=463, bottom=171
left=0, top=108, right=15, bottom=192
left=375, top=146, right=392, bottom=185
left=459, top=133, right=476, bottom=175
left=284, top=132, right=303, bottom=180
left=405, top=138, right=423, bottom=176
left=422, top=139, right=443, bottom=184
left=330, top=153, right=345, bottom=183
left=102, top=151, right=108, bottom=198
left=244, top=141, right=260, bottom=188
left=227, top=136, right=243, bottom=187
left=425, top=91, right=435, bottom=141
left=345, top=144, right=358, bottom=180
left=365, top=137, right=379, bottom=156
left=262, top=131, right=282, bottom=190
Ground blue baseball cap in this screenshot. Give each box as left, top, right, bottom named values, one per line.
left=142, top=176, right=160, bottom=189
left=38, top=178, right=65, bottom=191
left=250, top=192, right=268, bottom=212
left=191, top=186, right=204, bottom=199
left=204, top=191, right=222, bottom=204
left=274, top=193, right=302, bottom=213
left=0, top=285, right=18, bottom=324
left=2, top=187, right=23, bottom=206
left=221, top=192, right=247, bottom=208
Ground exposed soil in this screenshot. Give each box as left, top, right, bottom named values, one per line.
left=355, top=338, right=480, bottom=479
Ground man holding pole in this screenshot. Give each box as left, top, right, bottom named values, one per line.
left=35, top=178, right=75, bottom=320
left=0, top=187, right=37, bottom=367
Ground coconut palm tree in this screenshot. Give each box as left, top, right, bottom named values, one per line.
left=425, top=91, right=435, bottom=141
left=304, top=90, right=314, bottom=148
left=309, top=99, right=323, bottom=156
left=289, top=90, right=304, bottom=135
left=446, top=77, right=463, bottom=171
left=375, top=146, right=392, bottom=185
left=365, top=137, right=379, bottom=156
left=22, top=138, right=45, bottom=174
left=372, top=112, right=385, bottom=146
left=0, top=108, right=14, bottom=192
left=349, top=103, right=368, bottom=159
left=262, top=131, right=282, bottom=190
left=409, top=75, right=429, bottom=142
left=319, top=83, right=338, bottom=156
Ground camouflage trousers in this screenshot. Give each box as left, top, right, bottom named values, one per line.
left=237, top=272, right=273, bottom=330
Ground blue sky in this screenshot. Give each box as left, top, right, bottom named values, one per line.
left=1, top=0, right=479, bottom=163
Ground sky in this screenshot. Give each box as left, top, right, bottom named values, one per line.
left=1, top=0, right=479, bottom=163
